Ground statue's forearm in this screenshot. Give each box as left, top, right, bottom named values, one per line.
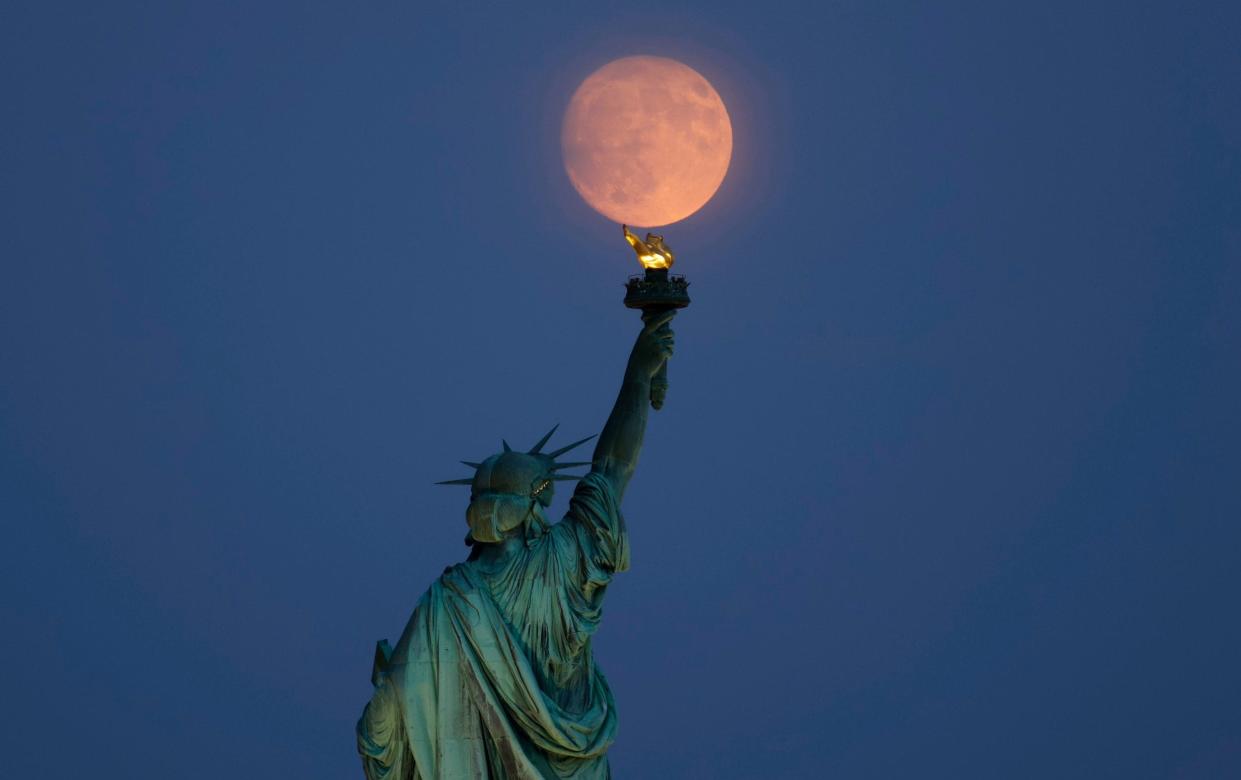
left=592, top=361, right=650, bottom=499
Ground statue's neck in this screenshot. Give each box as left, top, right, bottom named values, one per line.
left=473, top=532, right=525, bottom=567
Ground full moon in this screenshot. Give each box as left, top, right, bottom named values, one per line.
left=562, top=55, right=733, bottom=228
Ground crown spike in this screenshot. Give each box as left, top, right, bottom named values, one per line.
left=435, top=478, right=475, bottom=486
left=528, top=424, right=559, bottom=454
left=502, top=439, right=512, bottom=452
left=461, top=461, right=483, bottom=469
left=547, top=434, right=597, bottom=459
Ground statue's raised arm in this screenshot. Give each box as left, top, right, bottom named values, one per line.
left=590, top=308, right=675, bottom=500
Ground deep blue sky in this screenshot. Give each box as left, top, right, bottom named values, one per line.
left=3, top=1, right=1239, bottom=777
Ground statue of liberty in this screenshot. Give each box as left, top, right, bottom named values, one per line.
left=356, top=308, right=677, bottom=779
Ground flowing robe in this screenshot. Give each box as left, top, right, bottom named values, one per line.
left=357, top=473, right=628, bottom=779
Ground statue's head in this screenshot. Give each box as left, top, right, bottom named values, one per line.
left=436, top=425, right=594, bottom=545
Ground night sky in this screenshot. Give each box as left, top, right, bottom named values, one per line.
left=3, top=2, right=1240, bottom=777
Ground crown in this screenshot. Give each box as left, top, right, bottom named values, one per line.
left=435, top=424, right=594, bottom=496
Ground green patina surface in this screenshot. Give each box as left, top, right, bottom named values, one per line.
left=357, top=309, right=677, bottom=779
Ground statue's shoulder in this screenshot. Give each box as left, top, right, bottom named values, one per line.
left=440, top=560, right=481, bottom=587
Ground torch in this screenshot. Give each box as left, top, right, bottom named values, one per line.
left=622, top=225, right=690, bottom=410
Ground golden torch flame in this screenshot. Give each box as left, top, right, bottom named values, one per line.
left=623, top=225, right=675, bottom=270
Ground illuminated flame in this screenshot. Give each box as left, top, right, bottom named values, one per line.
left=636, top=250, right=671, bottom=270
left=623, top=225, right=675, bottom=270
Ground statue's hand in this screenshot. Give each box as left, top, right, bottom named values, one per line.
left=628, top=310, right=676, bottom=380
